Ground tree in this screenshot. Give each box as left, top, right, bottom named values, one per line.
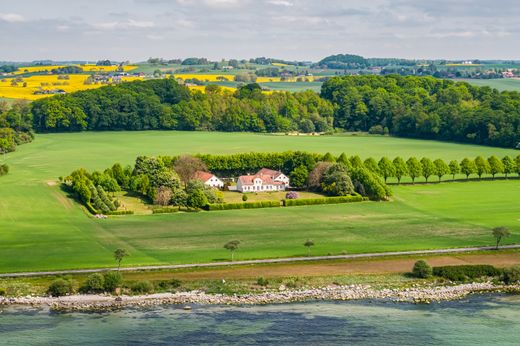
left=186, top=187, right=209, bottom=209
left=492, top=227, right=511, bottom=250
left=363, top=157, right=380, bottom=175
left=307, top=162, right=332, bottom=190
left=515, top=155, right=520, bottom=176
left=487, top=156, right=504, bottom=179
left=393, top=157, right=408, bottom=184
left=336, top=153, right=351, bottom=169
left=420, top=157, right=435, bottom=182
left=322, top=152, right=336, bottom=162
left=433, top=159, right=449, bottom=182
left=474, top=156, right=490, bottom=179
left=174, top=155, right=207, bottom=186
left=406, top=157, right=422, bottom=184
left=502, top=156, right=515, bottom=178
left=290, top=165, right=309, bottom=188
left=224, top=240, right=240, bottom=261
left=304, top=239, right=314, bottom=256
left=114, top=248, right=128, bottom=270
left=378, top=157, right=395, bottom=183
left=460, top=158, right=476, bottom=179
left=448, top=160, right=460, bottom=180
left=321, top=164, right=355, bottom=196
left=412, top=260, right=432, bottom=278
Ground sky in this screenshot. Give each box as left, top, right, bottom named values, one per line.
left=0, top=0, right=519, bottom=62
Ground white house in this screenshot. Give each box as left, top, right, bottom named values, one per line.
left=194, top=171, right=224, bottom=188
left=236, top=168, right=290, bottom=192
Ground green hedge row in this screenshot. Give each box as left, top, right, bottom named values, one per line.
left=207, top=200, right=281, bottom=211
left=107, top=210, right=134, bottom=215
left=282, top=195, right=365, bottom=206
left=152, top=206, right=180, bottom=214
left=433, top=265, right=501, bottom=281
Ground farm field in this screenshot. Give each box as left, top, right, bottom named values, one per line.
left=457, top=78, right=520, bottom=91
left=0, top=131, right=519, bottom=273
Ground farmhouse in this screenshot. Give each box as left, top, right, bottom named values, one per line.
left=194, top=171, right=224, bottom=188
left=236, top=168, right=289, bottom=192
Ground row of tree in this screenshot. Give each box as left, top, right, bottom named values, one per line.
left=321, top=75, right=520, bottom=148
left=0, top=101, right=33, bottom=153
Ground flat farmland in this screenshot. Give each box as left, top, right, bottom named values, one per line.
left=0, top=131, right=518, bottom=273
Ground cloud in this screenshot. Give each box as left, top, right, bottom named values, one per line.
left=268, top=0, right=293, bottom=6
left=93, top=19, right=155, bottom=30
left=0, top=13, right=24, bottom=23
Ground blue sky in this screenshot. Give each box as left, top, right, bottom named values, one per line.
left=1, top=0, right=519, bottom=61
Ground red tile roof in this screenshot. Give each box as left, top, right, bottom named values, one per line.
left=238, top=168, right=285, bottom=186
left=193, top=171, right=215, bottom=182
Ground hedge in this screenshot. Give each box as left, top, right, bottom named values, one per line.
left=282, top=195, right=365, bottom=206
left=107, top=210, right=134, bottom=215
left=207, top=200, right=281, bottom=211
left=152, top=206, right=180, bottom=214
left=433, top=265, right=501, bottom=281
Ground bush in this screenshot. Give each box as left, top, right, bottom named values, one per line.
left=282, top=195, right=363, bottom=206
left=103, top=271, right=123, bottom=292
left=242, top=194, right=248, bottom=202
left=152, top=206, right=179, bottom=214
left=107, top=210, right=134, bottom=215
left=131, top=280, right=154, bottom=294
left=0, top=164, right=8, bottom=176
left=502, top=266, right=520, bottom=284
left=207, top=200, right=280, bottom=211
left=433, top=265, right=501, bottom=281
left=285, top=191, right=299, bottom=199
left=170, top=278, right=182, bottom=288
left=82, top=273, right=105, bottom=293
left=412, top=260, right=432, bottom=278
left=257, top=277, right=269, bottom=286
left=47, top=278, right=74, bottom=297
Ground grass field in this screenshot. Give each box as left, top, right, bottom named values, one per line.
left=457, top=78, right=520, bottom=91
left=0, top=131, right=519, bottom=273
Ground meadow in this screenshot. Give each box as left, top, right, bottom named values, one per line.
left=458, top=78, right=520, bottom=92
left=0, top=131, right=519, bottom=273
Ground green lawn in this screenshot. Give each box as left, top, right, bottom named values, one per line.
left=0, top=131, right=519, bottom=273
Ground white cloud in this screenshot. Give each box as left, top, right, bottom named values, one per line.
left=268, top=0, right=294, bottom=6
left=93, top=19, right=155, bottom=30
left=0, top=13, right=25, bottom=23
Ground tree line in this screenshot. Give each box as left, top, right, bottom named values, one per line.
left=321, top=75, right=520, bottom=148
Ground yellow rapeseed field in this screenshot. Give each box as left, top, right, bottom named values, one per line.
left=271, top=62, right=289, bottom=67
left=174, top=74, right=235, bottom=82
left=0, top=75, right=142, bottom=100
left=13, top=64, right=137, bottom=74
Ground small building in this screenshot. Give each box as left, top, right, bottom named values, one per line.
left=194, top=171, right=224, bottom=188
left=236, top=168, right=290, bottom=192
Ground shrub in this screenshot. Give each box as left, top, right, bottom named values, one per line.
left=282, top=195, right=363, bottom=206
left=131, top=280, right=154, bottom=294
left=433, top=265, right=501, bottom=281
left=170, top=278, right=182, bottom=288
left=107, top=210, right=134, bottom=215
left=412, top=260, right=432, bottom=278
left=82, top=273, right=105, bottom=293
left=207, top=200, right=280, bottom=211
left=285, top=191, right=299, bottom=199
left=103, top=271, right=123, bottom=292
left=502, top=266, right=520, bottom=284
left=47, top=278, right=74, bottom=297
left=257, top=277, right=269, bottom=286
left=242, top=194, right=248, bottom=202
left=0, top=164, right=8, bottom=176
left=152, top=206, right=179, bottom=214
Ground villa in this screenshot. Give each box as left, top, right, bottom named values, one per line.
left=193, top=171, right=224, bottom=188
left=236, top=168, right=290, bottom=192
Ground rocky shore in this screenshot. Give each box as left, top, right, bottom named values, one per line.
left=1, top=282, right=519, bottom=312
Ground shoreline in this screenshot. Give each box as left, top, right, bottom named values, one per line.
left=2, top=282, right=519, bottom=312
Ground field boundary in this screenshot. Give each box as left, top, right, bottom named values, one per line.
left=1, top=244, right=519, bottom=278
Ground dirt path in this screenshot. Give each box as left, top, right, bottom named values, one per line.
left=1, top=244, right=519, bottom=278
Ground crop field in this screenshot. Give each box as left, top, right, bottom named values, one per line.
left=13, top=64, right=138, bottom=74
left=0, top=75, right=143, bottom=100
left=458, top=78, right=520, bottom=92
left=0, top=131, right=518, bottom=273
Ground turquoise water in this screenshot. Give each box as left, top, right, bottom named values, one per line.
left=0, top=294, right=519, bottom=345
